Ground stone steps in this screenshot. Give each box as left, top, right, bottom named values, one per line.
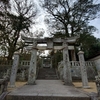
left=37, top=68, right=58, bottom=80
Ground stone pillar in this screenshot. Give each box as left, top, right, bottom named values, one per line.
left=63, top=41, right=72, bottom=85
left=50, top=58, right=52, bottom=68
left=3, top=69, right=10, bottom=78
left=95, top=75, right=100, bottom=96
left=9, top=53, right=19, bottom=87
left=21, top=70, right=25, bottom=81
left=28, top=40, right=37, bottom=85
left=6, top=69, right=10, bottom=77
left=71, top=50, right=76, bottom=61
left=78, top=51, right=89, bottom=88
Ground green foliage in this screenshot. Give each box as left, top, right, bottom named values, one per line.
left=87, top=40, right=100, bottom=59
left=20, top=53, right=31, bottom=60
left=76, top=33, right=100, bottom=59
left=50, top=50, right=63, bottom=68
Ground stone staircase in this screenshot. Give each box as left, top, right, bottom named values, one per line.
left=6, top=80, right=91, bottom=100
left=6, top=68, right=91, bottom=100
left=37, top=67, right=58, bottom=80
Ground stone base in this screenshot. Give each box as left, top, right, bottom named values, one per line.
left=83, top=86, right=91, bottom=89
left=63, top=81, right=74, bottom=86
left=6, top=80, right=90, bottom=100
left=8, top=85, right=16, bottom=88
left=27, top=82, right=36, bottom=85
left=63, top=83, right=74, bottom=86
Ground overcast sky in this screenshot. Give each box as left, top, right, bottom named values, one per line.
left=90, top=18, right=100, bottom=38
left=33, top=0, right=100, bottom=38
left=89, top=0, right=100, bottom=38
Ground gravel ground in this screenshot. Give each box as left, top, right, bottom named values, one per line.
left=73, top=82, right=97, bottom=93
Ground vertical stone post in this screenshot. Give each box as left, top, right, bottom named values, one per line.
left=63, top=40, right=72, bottom=85
left=78, top=51, right=90, bottom=88
left=95, top=75, right=100, bottom=97
left=9, top=53, right=19, bottom=87
left=6, top=69, right=10, bottom=77
left=21, top=70, right=25, bottom=81
left=28, top=40, right=37, bottom=85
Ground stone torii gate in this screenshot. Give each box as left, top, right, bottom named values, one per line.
left=21, top=35, right=78, bottom=85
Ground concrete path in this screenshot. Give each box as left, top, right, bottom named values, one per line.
left=7, top=80, right=90, bottom=100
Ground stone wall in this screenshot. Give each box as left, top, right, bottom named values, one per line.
left=0, top=59, right=40, bottom=82
left=58, top=61, right=97, bottom=81
left=89, top=55, right=100, bottom=75
left=71, top=66, right=97, bottom=80
left=0, top=60, right=12, bottom=78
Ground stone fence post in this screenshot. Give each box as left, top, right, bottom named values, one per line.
left=78, top=51, right=90, bottom=88
left=9, top=53, right=19, bottom=87
left=95, top=75, right=100, bottom=97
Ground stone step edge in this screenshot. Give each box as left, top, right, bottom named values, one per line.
left=6, top=95, right=90, bottom=100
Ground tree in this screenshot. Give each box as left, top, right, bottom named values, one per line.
left=43, top=0, right=100, bottom=59
left=43, top=0, right=100, bottom=37
left=0, top=0, right=37, bottom=60
left=86, top=38, right=100, bottom=59
left=0, top=0, right=9, bottom=5
left=49, top=50, right=63, bottom=68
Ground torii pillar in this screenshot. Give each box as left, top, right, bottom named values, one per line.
left=78, top=51, right=90, bottom=88
left=63, top=40, right=72, bottom=85
left=28, top=40, right=37, bottom=85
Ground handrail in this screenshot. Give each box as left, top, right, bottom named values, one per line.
left=57, top=60, right=96, bottom=80
left=0, top=77, right=9, bottom=95
left=85, top=61, right=95, bottom=66
left=0, top=60, right=13, bottom=66
left=70, top=61, right=80, bottom=67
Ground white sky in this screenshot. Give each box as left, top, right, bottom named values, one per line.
left=32, top=0, right=100, bottom=38
left=90, top=18, right=100, bottom=38
left=90, top=0, right=100, bottom=38
left=32, top=0, right=49, bottom=37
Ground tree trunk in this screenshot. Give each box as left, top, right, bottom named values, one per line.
left=7, top=47, right=15, bottom=60
left=64, top=24, right=69, bottom=37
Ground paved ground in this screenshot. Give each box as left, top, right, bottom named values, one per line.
left=8, top=81, right=97, bottom=93
left=7, top=80, right=90, bottom=98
